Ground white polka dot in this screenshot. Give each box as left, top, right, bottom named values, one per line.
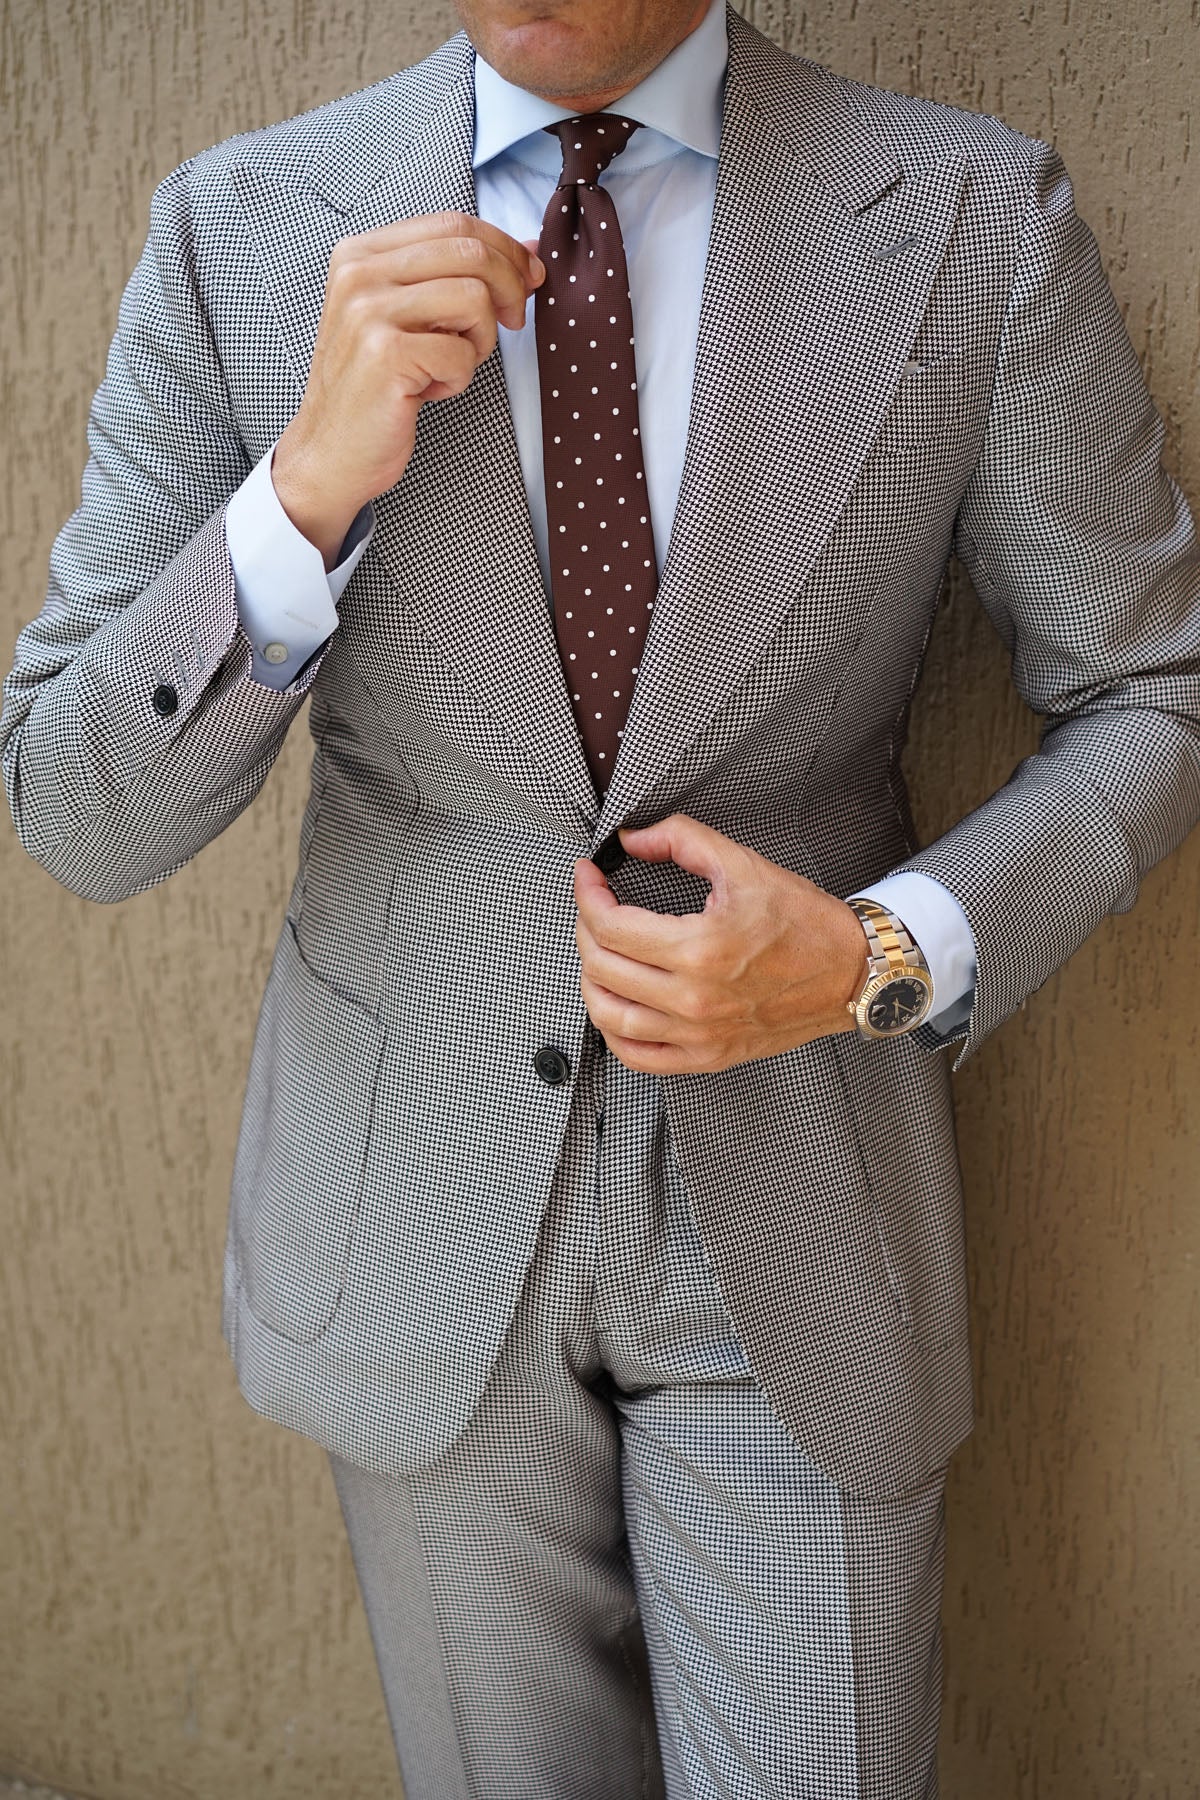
left=595, top=712, right=602, bottom=719
left=569, top=275, right=577, bottom=283
left=625, top=583, right=632, bottom=591
left=596, top=477, right=604, bottom=485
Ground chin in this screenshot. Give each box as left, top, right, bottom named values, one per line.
left=471, top=14, right=625, bottom=100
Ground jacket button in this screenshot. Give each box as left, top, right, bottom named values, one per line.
left=593, top=832, right=626, bottom=875
left=152, top=683, right=179, bottom=717
left=533, top=1047, right=571, bottom=1087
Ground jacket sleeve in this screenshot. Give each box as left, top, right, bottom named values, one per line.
left=0, top=159, right=331, bottom=904
left=897, top=136, right=1200, bottom=1066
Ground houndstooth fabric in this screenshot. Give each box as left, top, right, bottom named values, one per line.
left=3, top=8, right=1199, bottom=1497
left=331, top=1022, right=946, bottom=1799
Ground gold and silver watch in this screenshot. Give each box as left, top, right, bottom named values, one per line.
left=845, top=898, right=935, bottom=1040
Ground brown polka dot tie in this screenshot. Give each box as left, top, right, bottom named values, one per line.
left=535, top=114, right=656, bottom=796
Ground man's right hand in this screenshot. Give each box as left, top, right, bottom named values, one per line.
left=270, top=213, right=545, bottom=568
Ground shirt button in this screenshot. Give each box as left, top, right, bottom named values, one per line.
left=263, top=642, right=289, bottom=665
left=152, top=684, right=178, bottom=716
left=533, top=1047, right=572, bottom=1088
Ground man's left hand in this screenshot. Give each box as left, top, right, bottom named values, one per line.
left=573, top=814, right=867, bottom=1075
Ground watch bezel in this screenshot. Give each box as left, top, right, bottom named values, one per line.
left=854, top=966, right=935, bottom=1039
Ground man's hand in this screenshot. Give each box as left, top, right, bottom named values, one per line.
left=574, top=814, right=868, bottom=1075
left=271, top=214, right=545, bottom=566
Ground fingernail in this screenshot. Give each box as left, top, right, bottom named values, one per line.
left=530, top=253, right=546, bottom=283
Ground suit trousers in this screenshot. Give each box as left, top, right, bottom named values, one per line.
left=329, top=1022, right=947, bottom=1800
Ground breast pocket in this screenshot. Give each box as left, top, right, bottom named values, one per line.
left=872, top=351, right=976, bottom=452
left=230, top=917, right=386, bottom=1345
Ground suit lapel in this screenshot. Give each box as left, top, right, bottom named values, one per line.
left=230, top=34, right=599, bottom=828
left=596, top=10, right=967, bottom=836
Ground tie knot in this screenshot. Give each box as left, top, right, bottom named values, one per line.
left=546, top=113, right=640, bottom=188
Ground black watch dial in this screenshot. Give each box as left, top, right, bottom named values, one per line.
left=866, top=975, right=930, bottom=1034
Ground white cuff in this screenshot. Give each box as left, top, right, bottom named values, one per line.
left=224, top=443, right=374, bottom=690
left=853, top=870, right=978, bottom=1035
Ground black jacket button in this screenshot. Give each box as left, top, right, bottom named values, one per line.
left=533, top=1046, right=571, bottom=1087
left=152, top=683, right=179, bottom=717
left=593, top=833, right=626, bottom=875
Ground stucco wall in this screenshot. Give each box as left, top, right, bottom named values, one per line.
left=1, top=0, right=1196, bottom=1794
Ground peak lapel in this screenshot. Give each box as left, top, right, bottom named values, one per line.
left=230, top=36, right=598, bottom=829
left=596, top=14, right=966, bottom=837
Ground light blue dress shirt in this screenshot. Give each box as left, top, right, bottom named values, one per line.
left=224, top=0, right=976, bottom=1029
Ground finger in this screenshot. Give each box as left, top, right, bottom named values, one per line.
left=354, top=210, right=545, bottom=288
left=395, top=330, right=481, bottom=400
left=574, top=858, right=695, bottom=969
left=576, top=914, right=678, bottom=1014
left=350, top=216, right=543, bottom=328
left=580, top=971, right=679, bottom=1047
left=602, top=1032, right=696, bottom=1077
left=379, top=275, right=500, bottom=364
left=618, top=813, right=743, bottom=899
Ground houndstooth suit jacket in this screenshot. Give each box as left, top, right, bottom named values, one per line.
left=4, top=7, right=1199, bottom=1497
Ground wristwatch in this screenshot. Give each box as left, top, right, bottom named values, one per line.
left=845, top=897, right=935, bottom=1040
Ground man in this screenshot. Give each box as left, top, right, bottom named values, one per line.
left=2, top=0, right=1197, bottom=1793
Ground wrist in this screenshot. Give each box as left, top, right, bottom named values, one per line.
left=271, top=430, right=359, bottom=570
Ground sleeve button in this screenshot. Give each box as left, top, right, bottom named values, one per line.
left=152, top=684, right=179, bottom=716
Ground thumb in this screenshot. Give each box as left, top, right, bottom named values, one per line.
left=619, top=813, right=737, bottom=897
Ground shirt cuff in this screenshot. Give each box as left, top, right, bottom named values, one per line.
left=852, top=870, right=978, bottom=1036
left=224, top=443, right=374, bottom=690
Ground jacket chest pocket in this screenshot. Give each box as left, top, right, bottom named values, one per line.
left=231, top=919, right=386, bottom=1345
left=871, top=351, right=982, bottom=452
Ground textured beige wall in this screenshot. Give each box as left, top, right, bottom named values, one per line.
left=1, top=0, right=1197, bottom=1794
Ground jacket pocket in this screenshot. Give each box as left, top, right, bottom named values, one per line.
left=231, top=917, right=386, bottom=1345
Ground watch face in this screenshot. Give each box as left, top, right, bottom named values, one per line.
left=866, top=975, right=931, bottom=1035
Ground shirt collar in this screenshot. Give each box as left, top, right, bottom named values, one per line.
left=471, top=0, right=726, bottom=171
